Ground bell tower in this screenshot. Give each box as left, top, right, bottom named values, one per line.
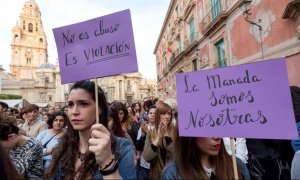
left=10, top=0, right=48, bottom=80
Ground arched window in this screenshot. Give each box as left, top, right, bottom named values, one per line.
left=36, top=23, right=38, bottom=31
left=23, top=20, right=25, bottom=30
left=39, top=38, right=43, bottom=43
left=15, top=34, right=18, bottom=38
left=28, top=23, right=33, bottom=32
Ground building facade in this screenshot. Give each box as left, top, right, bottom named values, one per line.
left=1, top=0, right=69, bottom=107
left=154, top=0, right=300, bottom=100
left=98, top=72, right=157, bottom=105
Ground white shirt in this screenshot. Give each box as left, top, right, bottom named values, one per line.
left=223, top=138, right=248, bottom=163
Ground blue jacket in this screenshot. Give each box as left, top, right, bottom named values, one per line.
left=51, top=137, right=136, bottom=179
left=292, top=122, right=300, bottom=152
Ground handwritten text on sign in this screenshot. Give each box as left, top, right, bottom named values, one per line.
left=53, top=9, right=138, bottom=84
left=176, top=58, right=298, bottom=139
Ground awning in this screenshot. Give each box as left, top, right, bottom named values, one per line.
left=0, top=99, right=30, bottom=108
left=34, top=103, right=49, bottom=108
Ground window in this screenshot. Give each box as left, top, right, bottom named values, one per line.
left=177, top=38, right=182, bottom=54
left=192, top=59, right=197, bottom=71
left=119, top=80, right=122, bottom=99
left=211, top=0, right=221, bottom=19
left=26, top=58, right=31, bottom=64
left=49, top=96, right=52, bottom=101
left=215, top=39, right=226, bottom=67
left=23, top=21, right=25, bottom=30
left=36, top=23, right=38, bottom=31
left=28, top=23, right=33, bottom=32
left=39, top=38, right=43, bottom=43
left=188, top=18, right=196, bottom=42
left=175, top=6, right=179, bottom=17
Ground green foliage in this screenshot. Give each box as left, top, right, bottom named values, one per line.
left=0, top=94, right=22, bottom=99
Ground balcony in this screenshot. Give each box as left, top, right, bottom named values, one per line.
left=163, top=67, right=169, bottom=76
left=282, top=0, right=300, bottom=19
left=200, top=62, right=209, bottom=69
left=201, top=0, right=230, bottom=36
left=184, top=32, right=198, bottom=51
left=213, top=59, right=227, bottom=68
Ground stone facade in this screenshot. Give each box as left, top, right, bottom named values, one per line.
left=154, top=0, right=300, bottom=100
left=98, top=72, right=157, bottom=105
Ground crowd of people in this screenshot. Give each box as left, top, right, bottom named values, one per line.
left=0, top=80, right=299, bottom=179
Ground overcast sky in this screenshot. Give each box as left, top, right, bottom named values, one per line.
left=0, top=0, right=170, bottom=79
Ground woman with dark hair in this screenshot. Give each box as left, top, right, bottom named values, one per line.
left=136, top=105, right=156, bottom=180
left=108, top=106, right=126, bottom=138
left=0, top=144, right=24, bottom=180
left=132, top=102, right=141, bottom=122
left=0, top=116, right=43, bottom=179
left=113, top=101, right=139, bottom=146
left=36, top=111, right=67, bottom=170
left=142, top=102, right=175, bottom=179
left=46, top=80, right=136, bottom=179
left=162, top=133, right=244, bottom=179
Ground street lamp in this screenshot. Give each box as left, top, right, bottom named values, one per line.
left=239, top=0, right=264, bottom=58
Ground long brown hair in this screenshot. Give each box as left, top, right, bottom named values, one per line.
left=150, top=102, right=174, bottom=141
left=46, top=80, right=116, bottom=179
left=174, top=127, right=243, bottom=179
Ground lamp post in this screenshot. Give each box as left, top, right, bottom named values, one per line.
left=240, top=0, right=264, bottom=59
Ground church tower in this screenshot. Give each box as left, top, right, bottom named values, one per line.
left=10, top=0, right=48, bottom=80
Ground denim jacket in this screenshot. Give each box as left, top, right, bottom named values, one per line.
left=51, top=137, right=136, bottom=179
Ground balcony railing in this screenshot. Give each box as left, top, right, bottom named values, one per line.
left=201, top=0, right=237, bottom=36
left=184, top=32, right=198, bottom=50
left=213, top=59, right=227, bottom=68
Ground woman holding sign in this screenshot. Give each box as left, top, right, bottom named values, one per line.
left=46, top=80, right=136, bottom=179
left=162, top=130, right=244, bottom=179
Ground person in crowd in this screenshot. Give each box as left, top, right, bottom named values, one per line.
left=54, top=105, right=61, bottom=112
left=0, top=144, right=24, bottom=180
left=43, top=113, right=52, bottom=127
left=162, top=133, right=244, bottom=179
left=5, top=108, right=12, bottom=116
left=36, top=111, right=67, bottom=170
left=136, top=105, right=156, bottom=180
left=291, top=86, right=300, bottom=152
left=46, top=80, right=136, bottom=179
left=0, top=116, right=43, bottom=179
left=62, top=106, right=68, bottom=114
left=0, top=101, right=9, bottom=116
left=223, top=138, right=250, bottom=179
left=138, top=99, right=153, bottom=125
left=48, top=106, right=55, bottom=115
left=113, top=101, right=139, bottom=146
left=14, top=110, right=25, bottom=126
left=19, top=104, right=48, bottom=137
left=164, top=98, right=177, bottom=126
left=291, top=150, right=300, bottom=179
left=108, top=106, right=126, bottom=138
left=132, top=102, right=141, bottom=122
left=143, top=102, right=175, bottom=179
left=246, top=138, right=282, bottom=179
left=10, top=107, right=20, bottom=117
left=289, top=86, right=300, bottom=180
left=127, top=106, right=138, bottom=123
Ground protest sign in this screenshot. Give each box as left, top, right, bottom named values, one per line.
left=53, top=9, right=138, bottom=84
left=176, top=58, right=298, bottom=139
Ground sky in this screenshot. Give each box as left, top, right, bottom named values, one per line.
left=0, top=0, right=170, bottom=79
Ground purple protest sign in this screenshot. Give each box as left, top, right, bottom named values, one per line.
left=53, top=9, right=138, bottom=84
left=176, top=58, right=298, bottom=139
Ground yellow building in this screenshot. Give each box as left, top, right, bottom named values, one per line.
left=154, top=0, right=300, bottom=100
